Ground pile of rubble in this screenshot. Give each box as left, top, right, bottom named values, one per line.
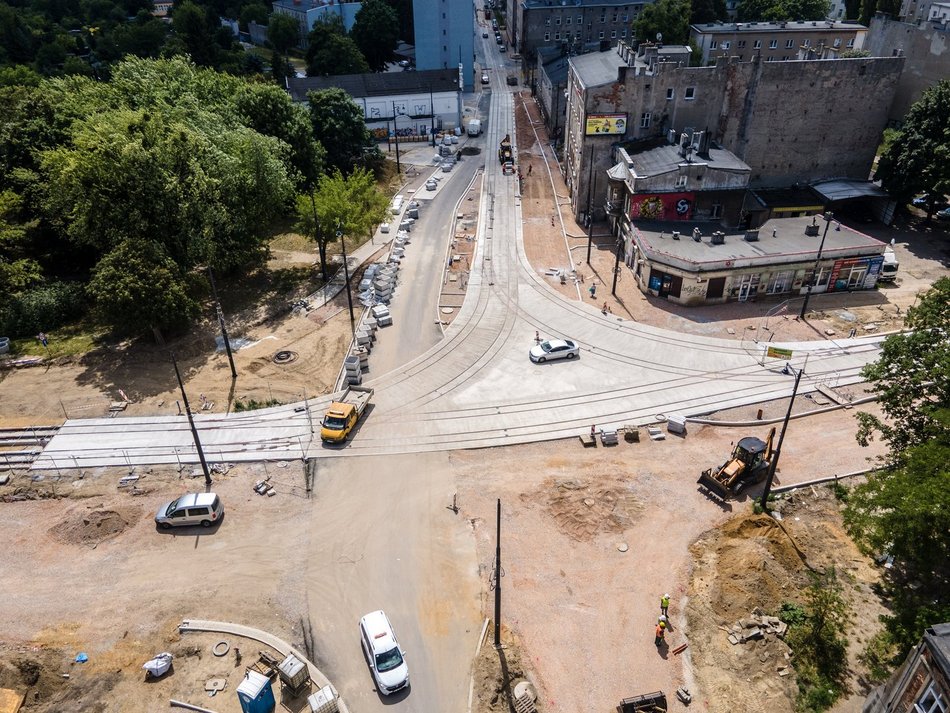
left=726, top=608, right=789, bottom=645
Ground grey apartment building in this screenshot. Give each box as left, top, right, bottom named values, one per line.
left=506, top=0, right=651, bottom=64
left=690, top=20, right=868, bottom=65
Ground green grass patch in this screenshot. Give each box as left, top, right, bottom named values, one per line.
left=233, top=397, right=282, bottom=412
left=9, top=320, right=109, bottom=358
left=269, top=230, right=313, bottom=253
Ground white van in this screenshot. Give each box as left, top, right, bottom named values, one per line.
left=155, top=492, right=224, bottom=528
left=359, top=611, right=409, bottom=695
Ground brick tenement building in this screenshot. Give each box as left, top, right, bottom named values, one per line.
left=689, top=20, right=868, bottom=65
left=863, top=623, right=950, bottom=713
left=563, top=40, right=903, bottom=222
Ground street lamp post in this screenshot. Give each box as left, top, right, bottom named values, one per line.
left=611, top=233, right=624, bottom=296
left=429, top=85, right=436, bottom=147
left=207, top=267, right=237, bottom=380
left=798, top=211, right=834, bottom=320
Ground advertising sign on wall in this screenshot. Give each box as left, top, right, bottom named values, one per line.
left=629, top=193, right=694, bottom=221
left=585, top=114, right=628, bottom=135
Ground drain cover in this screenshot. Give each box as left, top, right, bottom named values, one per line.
left=273, top=351, right=298, bottom=364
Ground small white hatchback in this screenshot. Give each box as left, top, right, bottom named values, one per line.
left=359, top=610, right=409, bottom=695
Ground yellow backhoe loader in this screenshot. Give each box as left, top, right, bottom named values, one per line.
left=697, top=427, right=776, bottom=500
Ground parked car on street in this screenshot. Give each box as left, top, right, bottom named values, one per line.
left=529, top=338, right=579, bottom=363
left=425, top=179, right=437, bottom=191
left=912, top=194, right=950, bottom=211
left=481, top=73, right=490, bottom=84
left=359, top=611, right=409, bottom=696
left=482, top=31, right=489, bottom=37
left=936, top=207, right=950, bottom=221
left=155, top=492, right=223, bottom=529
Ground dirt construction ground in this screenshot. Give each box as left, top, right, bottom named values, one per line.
left=1, top=92, right=946, bottom=713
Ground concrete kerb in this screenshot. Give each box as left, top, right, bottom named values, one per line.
left=684, top=392, right=879, bottom=428
left=179, top=618, right=350, bottom=713
left=438, top=169, right=484, bottom=338
left=771, top=468, right=873, bottom=494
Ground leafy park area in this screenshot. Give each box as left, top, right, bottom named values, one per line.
left=0, top=57, right=391, bottom=352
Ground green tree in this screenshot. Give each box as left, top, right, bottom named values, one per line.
left=239, top=2, right=268, bottom=30
left=88, top=238, right=199, bottom=339
left=382, top=0, right=414, bottom=46
left=0, top=190, right=42, bottom=304
left=855, top=278, right=950, bottom=458
left=736, top=0, right=829, bottom=21
left=172, top=0, right=217, bottom=66
left=296, top=167, right=387, bottom=282
left=845, top=278, right=950, bottom=657
left=234, top=81, right=326, bottom=187
left=633, top=0, right=690, bottom=45
left=875, top=80, right=950, bottom=216
left=351, top=0, right=399, bottom=72
left=784, top=569, right=851, bottom=711
left=690, top=0, right=728, bottom=25
left=306, top=16, right=370, bottom=76
left=267, top=12, right=299, bottom=57
left=307, top=87, right=370, bottom=174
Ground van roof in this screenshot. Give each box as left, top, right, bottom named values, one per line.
left=177, top=492, right=219, bottom=508
left=360, top=610, right=397, bottom=652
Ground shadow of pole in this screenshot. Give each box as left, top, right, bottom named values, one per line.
left=496, top=645, right=518, bottom=713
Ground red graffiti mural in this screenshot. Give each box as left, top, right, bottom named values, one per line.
left=629, top=193, right=694, bottom=221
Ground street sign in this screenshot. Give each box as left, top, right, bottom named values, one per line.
left=766, top=346, right=793, bottom=359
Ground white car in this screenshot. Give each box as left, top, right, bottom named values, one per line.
left=359, top=611, right=409, bottom=695
left=425, top=179, right=437, bottom=191
left=481, top=74, right=490, bottom=84
left=529, top=338, right=579, bottom=363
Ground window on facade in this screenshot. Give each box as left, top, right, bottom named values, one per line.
left=556, top=16, right=561, bottom=24
left=721, top=40, right=730, bottom=49
left=786, top=38, right=794, bottom=47
left=611, top=30, right=617, bottom=38
left=599, top=30, right=605, bottom=38
left=767, top=270, right=793, bottom=294
left=577, top=15, right=583, bottom=23
left=847, top=37, right=854, bottom=46
left=802, top=38, right=810, bottom=46
left=675, top=175, right=687, bottom=187
left=916, top=682, right=948, bottom=713
left=782, top=55, right=788, bottom=60
left=566, top=15, right=572, bottom=23
left=612, top=12, right=618, bottom=20
left=442, top=12, right=445, bottom=17
left=710, top=39, right=718, bottom=48
left=684, top=87, right=695, bottom=100
left=622, top=13, right=628, bottom=20
left=666, top=87, right=674, bottom=99
left=555, top=32, right=560, bottom=39
left=710, top=203, right=723, bottom=218
left=769, top=39, right=777, bottom=48
left=621, top=28, right=627, bottom=37
left=833, top=37, right=841, bottom=47
left=545, top=18, right=550, bottom=24
left=599, top=12, right=606, bottom=22
left=753, top=39, right=761, bottom=48
left=545, top=32, right=550, bottom=40
left=640, top=112, right=651, bottom=128
left=738, top=40, right=746, bottom=47
left=766, top=55, right=773, bottom=61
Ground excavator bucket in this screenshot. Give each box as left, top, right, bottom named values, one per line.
left=697, top=467, right=730, bottom=500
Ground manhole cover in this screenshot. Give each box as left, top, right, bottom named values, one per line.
left=441, top=307, right=455, bottom=314
left=618, top=543, right=629, bottom=552
left=273, top=351, right=298, bottom=364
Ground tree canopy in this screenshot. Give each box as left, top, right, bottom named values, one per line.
left=845, top=278, right=950, bottom=657
left=875, top=80, right=950, bottom=212
left=308, top=87, right=372, bottom=174
left=736, top=0, right=830, bottom=21
left=633, top=0, right=691, bottom=46
left=351, top=0, right=400, bottom=72
left=267, top=12, right=300, bottom=57
left=305, top=16, right=371, bottom=77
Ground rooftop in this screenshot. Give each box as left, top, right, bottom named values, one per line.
left=750, top=186, right=824, bottom=208
left=272, top=0, right=360, bottom=7
left=924, top=623, right=950, bottom=678
left=287, top=69, right=458, bottom=103
left=569, top=47, right=626, bottom=87
left=691, top=20, right=867, bottom=33
left=627, top=143, right=751, bottom=178
left=632, top=214, right=885, bottom=272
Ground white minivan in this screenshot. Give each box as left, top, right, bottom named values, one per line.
left=359, top=610, right=409, bottom=695
left=155, top=492, right=224, bottom=529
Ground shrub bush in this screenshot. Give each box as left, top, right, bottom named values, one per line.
left=0, top=283, right=86, bottom=336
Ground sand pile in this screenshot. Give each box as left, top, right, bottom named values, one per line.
left=48, top=508, right=137, bottom=547
left=521, top=477, right=643, bottom=542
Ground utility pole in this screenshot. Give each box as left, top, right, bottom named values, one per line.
left=759, top=364, right=805, bottom=510
left=207, top=267, right=237, bottom=379
left=611, top=234, right=623, bottom=296
left=391, top=101, right=402, bottom=175
left=172, top=354, right=212, bottom=486
left=493, top=498, right=503, bottom=647
left=429, top=85, right=436, bottom=147
left=338, top=227, right=355, bottom=335
left=799, top=212, right=833, bottom=320
left=585, top=144, right=595, bottom=264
